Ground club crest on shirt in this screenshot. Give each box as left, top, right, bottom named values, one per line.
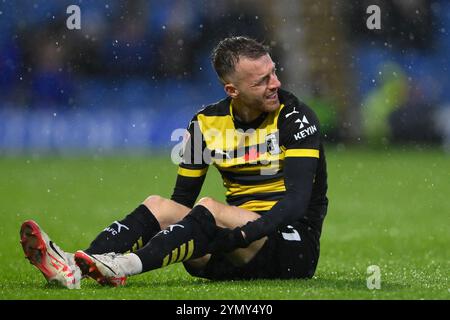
left=265, top=133, right=280, bottom=155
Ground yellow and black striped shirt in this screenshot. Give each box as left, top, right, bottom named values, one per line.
left=171, top=89, right=328, bottom=241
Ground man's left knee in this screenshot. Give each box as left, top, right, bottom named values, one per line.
left=196, top=197, right=220, bottom=214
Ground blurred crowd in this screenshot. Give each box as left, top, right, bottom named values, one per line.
left=344, top=0, right=450, bottom=146
left=0, top=0, right=274, bottom=109
left=0, top=0, right=450, bottom=150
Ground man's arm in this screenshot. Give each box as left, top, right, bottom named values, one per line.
left=170, top=116, right=209, bottom=208
left=240, top=155, right=317, bottom=243
left=171, top=167, right=208, bottom=208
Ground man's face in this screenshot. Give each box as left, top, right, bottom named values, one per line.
left=228, top=54, right=281, bottom=113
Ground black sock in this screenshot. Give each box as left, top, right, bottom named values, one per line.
left=85, top=205, right=161, bottom=254
left=135, top=205, right=217, bottom=272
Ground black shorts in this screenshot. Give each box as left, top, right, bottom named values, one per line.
left=183, top=220, right=322, bottom=280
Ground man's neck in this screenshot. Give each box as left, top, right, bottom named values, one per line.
left=232, top=100, right=262, bottom=123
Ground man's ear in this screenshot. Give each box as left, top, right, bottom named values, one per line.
left=224, top=83, right=239, bottom=98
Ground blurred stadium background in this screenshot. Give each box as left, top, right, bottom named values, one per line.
left=1, top=0, right=450, bottom=153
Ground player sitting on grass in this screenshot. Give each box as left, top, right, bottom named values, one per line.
left=20, top=36, right=328, bottom=288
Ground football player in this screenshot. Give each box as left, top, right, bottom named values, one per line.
left=20, top=36, right=328, bottom=288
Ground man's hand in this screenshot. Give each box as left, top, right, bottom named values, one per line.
left=210, top=227, right=249, bottom=253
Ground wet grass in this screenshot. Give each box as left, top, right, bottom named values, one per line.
left=0, top=146, right=448, bottom=299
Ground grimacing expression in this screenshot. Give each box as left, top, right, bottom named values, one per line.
left=230, top=54, right=282, bottom=113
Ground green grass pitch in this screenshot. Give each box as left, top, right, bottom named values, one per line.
left=0, top=146, right=448, bottom=299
